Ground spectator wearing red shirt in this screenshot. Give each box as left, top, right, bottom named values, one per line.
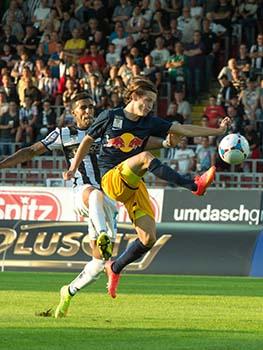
left=79, top=43, right=106, bottom=71
left=204, top=95, right=225, bottom=128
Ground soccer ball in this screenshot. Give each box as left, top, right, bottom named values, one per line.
left=218, top=133, right=250, bottom=165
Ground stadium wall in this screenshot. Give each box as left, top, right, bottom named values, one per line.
left=0, top=187, right=263, bottom=276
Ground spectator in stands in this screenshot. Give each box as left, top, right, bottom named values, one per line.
left=118, top=53, right=134, bottom=85
left=36, top=99, right=57, bottom=139
left=195, top=136, right=216, bottom=172
left=32, top=0, right=51, bottom=31
left=142, top=54, right=162, bottom=89
left=150, top=36, right=170, bottom=68
left=75, top=0, right=94, bottom=24
left=60, top=11, right=80, bottom=42
left=22, top=24, right=39, bottom=57
left=58, top=96, right=74, bottom=127
left=0, top=90, right=9, bottom=116
left=167, top=136, right=195, bottom=178
left=172, top=90, right=192, bottom=124
left=79, top=43, right=106, bottom=72
left=38, top=66, right=59, bottom=102
left=236, top=43, right=251, bottom=77
left=1, top=74, right=19, bottom=103
left=212, top=0, right=233, bottom=36
left=2, top=0, right=25, bottom=27
left=112, top=0, right=133, bottom=28
left=0, top=100, right=19, bottom=156
left=130, top=46, right=144, bottom=69
left=136, top=28, right=154, bottom=56
left=238, top=0, right=258, bottom=48
left=48, top=31, right=61, bottom=55
left=105, top=43, right=121, bottom=71
left=64, top=28, right=86, bottom=64
left=240, top=77, right=261, bottom=126
left=110, top=91, right=124, bottom=109
left=11, top=50, right=34, bottom=84
left=231, top=68, right=247, bottom=94
left=163, top=29, right=178, bottom=53
left=184, top=30, right=205, bottom=103
left=150, top=9, right=166, bottom=37
left=218, top=58, right=238, bottom=82
left=166, top=101, right=185, bottom=124
left=201, top=18, right=220, bottom=89
left=111, top=26, right=128, bottom=56
left=203, top=95, right=226, bottom=128
left=177, top=6, right=199, bottom=44
left=80, top=62, right=103, bottom=92
left=39, top=7, right=61, bottom=34
left=1, top=26, right=18, bottom=52
left=227, top=105, right=248, bottom=135
left=16, top=96, right=38, bottom=144
left=62, top=77, right=78, bottom=102
left=126, top=6, right=145, bottom=34
left=121, top=35, right=136, bottom=58
left=169, top=18, right=182, bottom=42
left=34, top=58, right=45, bottom=81
left=83, top=18, right=99, bottom=42
left=47, top=42, right=65, bottom=79
left=17, top=66, right=37, bottom=106
left=166, top=42, right=186, bottom=92
left=249, top=33, right=263, bottom=78
left=86, top=74, right=106, bottom=110
left=140, top=0, right=153, bottom=27
left=189, top=0, right=203, bottom=23
left=217, top=75, right=238, bottom=109
left=34, top=44, right=50, bottom=64
left=5, top=11, right=25, bottom=42
left=245, top=129, right=261, bottom=159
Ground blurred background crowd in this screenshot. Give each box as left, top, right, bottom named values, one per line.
left=0, top=0, right=262, bottom=176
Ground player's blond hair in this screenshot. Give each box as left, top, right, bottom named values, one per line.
left=124, top=77, right=158, bottom=104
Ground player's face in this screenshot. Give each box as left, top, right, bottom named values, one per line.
left=133, top=91, right=157, bottom=117
left=73, top=98, right=95, bottom=128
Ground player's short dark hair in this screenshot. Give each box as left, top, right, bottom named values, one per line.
left=124, top=77, right=158, bottom=103
left=70, top=92, right=93, bottom=109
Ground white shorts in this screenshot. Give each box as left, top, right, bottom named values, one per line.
left=73, top=184, right=118, bottom=242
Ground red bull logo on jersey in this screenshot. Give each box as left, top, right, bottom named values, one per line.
left=105, top=133, right=144, bottom=153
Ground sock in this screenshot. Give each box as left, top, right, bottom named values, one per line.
left=112, top=238, right=150, bottom=274
left=88, top=189, right=107, bottom=233
left=148, top=158, right=197, bottom=191
left=69, top=258, right=105, bottom=295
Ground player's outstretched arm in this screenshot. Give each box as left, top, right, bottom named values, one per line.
left=0, top=142, right=47, bottom=169
left=169, top=117, right=231, bottom=137
left=145, top=134, right=182, bottom=150
left=63, top=134, right=94, bottom=180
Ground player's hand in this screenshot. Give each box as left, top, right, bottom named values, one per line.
left=166, top=133, right=182, bottom=147
left=219, top=117, right=231, bottom=133
left=63, top=170, right=75, bottom=180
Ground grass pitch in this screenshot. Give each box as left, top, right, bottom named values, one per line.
left=0, top=272, right=263, bottom=350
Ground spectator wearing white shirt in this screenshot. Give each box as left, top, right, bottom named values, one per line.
left=177, top=7, right=200, bottom=44
left=105, top=43, right=121, bottom=68
left=250, top=34, right=263, bottom=77
left=150, top=36, right=170, bottom=68
left=112, top=26, right=128, bottom=55
left=167, top=137, right=195, bottom=178
left=32, top=0, right=51, bottom=31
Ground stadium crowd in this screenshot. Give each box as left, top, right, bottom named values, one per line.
left=0, top=0, right=262, bottom=175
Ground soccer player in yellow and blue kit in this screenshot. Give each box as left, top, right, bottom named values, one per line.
left=64, top=77, right=231, bottom=298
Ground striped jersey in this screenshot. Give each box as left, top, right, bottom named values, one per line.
left=41, top=125, right=101, bottom=188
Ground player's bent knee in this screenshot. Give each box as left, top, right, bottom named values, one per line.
left=141, top=235, right=156, bottom=248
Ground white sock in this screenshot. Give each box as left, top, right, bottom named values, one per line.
left=69, top=258, right=105, bottom=295
left=88, top=189, right=107, bottom=233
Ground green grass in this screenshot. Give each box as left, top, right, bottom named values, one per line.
left=1, top=272, right=263, bottom=350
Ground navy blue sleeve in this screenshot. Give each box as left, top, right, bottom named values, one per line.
left=150, top=116, right=172, bottom=139
left=87, top=109, right=112, bottom=139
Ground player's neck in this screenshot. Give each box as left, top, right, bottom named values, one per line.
left=124, top=105, right=140, bottom=121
